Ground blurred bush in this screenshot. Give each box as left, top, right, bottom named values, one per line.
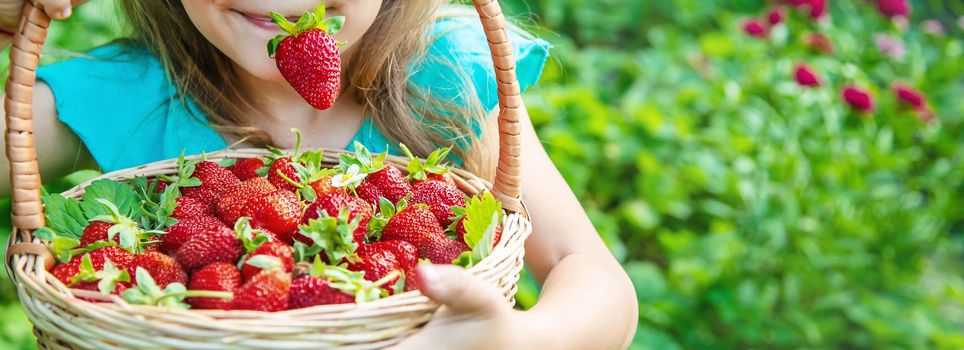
left=2, top=0, right=963, bottom=349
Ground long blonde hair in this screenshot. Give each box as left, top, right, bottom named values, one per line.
left=117, top=1, right=494, bottom=178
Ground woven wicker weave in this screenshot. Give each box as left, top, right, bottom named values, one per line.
left=3, top=0, right=533, bottom=348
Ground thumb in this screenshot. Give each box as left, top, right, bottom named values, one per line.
left=414, top=263, right=506, bottom=315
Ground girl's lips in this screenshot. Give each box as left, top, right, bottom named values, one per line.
left=234, top=11, right=298, bottom=31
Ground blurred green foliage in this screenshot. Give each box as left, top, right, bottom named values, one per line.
left=2, top=0, right=963, bottom=349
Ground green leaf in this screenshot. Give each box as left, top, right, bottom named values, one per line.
left=245, top=254, right=282, bottom=271
left=269, top=11, right=296, bottom=33
left=42, top=194, right=87, bottom=239
left=326, top=16, right=345, bottom=35
left=461, top=192, right=502, bottom=249
left=80, top=179, right=141, bottom=220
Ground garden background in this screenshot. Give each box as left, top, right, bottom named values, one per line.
left=1, top=0, right=962, bottom=348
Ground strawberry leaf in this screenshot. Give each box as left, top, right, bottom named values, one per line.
left=269, top=12, right=297, bottom=34
left=297, top=209, right=360, bottom=264
left=325, top=16, right=345, bottom=35
left=461, top=192, right=503, bottom=249
left=41, top=194, right=87, bottom=239
left=80, top=179, right=142, bottom=220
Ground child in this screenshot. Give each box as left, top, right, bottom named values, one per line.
left=0, top=0, right=638, bottom=348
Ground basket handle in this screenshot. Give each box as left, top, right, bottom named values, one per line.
left=3, top=0, right=526, bottom=231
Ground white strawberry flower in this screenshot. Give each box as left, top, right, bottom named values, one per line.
left=331, top=164, right=366, bottom=188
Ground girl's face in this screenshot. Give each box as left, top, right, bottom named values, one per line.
left=182, top=0, right=382, bottom=81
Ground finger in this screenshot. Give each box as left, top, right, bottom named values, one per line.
left=415, top=264, right=506, bottom=315
left=39, top=0, right=72, bottom=20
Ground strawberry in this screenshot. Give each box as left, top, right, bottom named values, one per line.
left=288, top=257, right=395, bottom=309
left=87, top=246, right=134, bottom=270
left=228, top=157, right=266, bottom=181
left=303, top=192, right=371, bottom=244
left=347, top=244, right=401, bottom=288
left=240, top=241, right=294, bottom=282
left=268, top=5, right=345, bottom=110
left=216, top=177, right=277, bottom=227
left=78, top=221, right=115, bottom=247
left=51, top=256, right=84, bottom=285
left=376, top=197, right=445, bottom=247
left=399, top=144, right=455, bottom=186
left=411, top=180, right=466, bottom=227
left=266, top=157, right=301, bottom=193
left=86, top=199, right=154, bottom=253
left=308, top=173, right=346, bottom=196
left=189, top=161, right=241, bottom=193
left=364, top=166, right=412, bottom=203
left=336, top=142, right=411, bottom=204
left=181, top=186, right=220, bottom=207
left=127, top=252, right=187, bottom=288
left=288, top=276, right=354, bottom=309
left=231, top=269, right=291, bottom=312
left=366, top=240, right=417, bottom=270
left=175, top=226, right=243, bottom=271
left=171, top=196, right=213, bottom=220
left=242, top=190, right=304, bottom=244
left=161, top=216, right=228, bottom=254
left=64, top=254, right=131, bottom=297
left=187, top=262, right=242, bottom=310
left=418, top=237, right=470, bottom=264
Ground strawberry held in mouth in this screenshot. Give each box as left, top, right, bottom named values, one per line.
left=267, top=3, right=345, bottom=110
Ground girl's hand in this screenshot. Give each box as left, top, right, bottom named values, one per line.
left=388, top=264, right=544, bottom=350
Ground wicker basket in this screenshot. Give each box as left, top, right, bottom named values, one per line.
left=3, top=0, right=533, bottom=348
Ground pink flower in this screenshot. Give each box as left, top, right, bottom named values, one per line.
left=767, top=8, right=785, bottom=25
left=915, top=108, right=936, bottom=123
left=922, top=20, right=944, bottom=36
left=743, top=19, right=768, bottom=38
left=875, top=34, right=906, bottom=60
left=875, top=0, right=910, bottom=19
left=842, top=85, right=875, bottom=113
left=786, top=0, right=827, bottom=19
left=892, top=82, right=926, bottom=109
left=794, top=64, right=821, bottom=87
left=804, top=32, right=834, bottom=54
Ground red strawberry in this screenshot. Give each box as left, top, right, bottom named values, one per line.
left=51, top=257, right=84, bottom=285
left=355, top=181, right=383, bottom=206
left=161, top=216, right=228, bottom=254
left=127, top=252, right=187, bottom=288
left=229, top=158, right=266, bottom=181
left=175, top=226, right=243, bottom=271
left=187, top=262, right=241, bottom=310
left=364, top=166, right=412, bottom=203
left=240, top=241, right=294, bottom=282
left=171, top=196, right=214, bottom=220
left=266, top=157, right=301, bottom=193
left=243, top=190, right=304, bottom=244
left=79, top=221, right=115, bottom=247
left=182, top=186, right=220, bottom=207
left=216, top=177, right=277, bottom=226
left=308, top=173, right=346, bottom=196
left=231, top=269, right=291, bottom=312
left=418, top=237, right=470, bottom=264
left=288, top=276, right=354, bottom=309
left=88, top=246, right=134, bottom=270
left=422, top=173, right=454, bottom=186
left=366, top=240, right=417, bottom=270
left=412, top=180, right=465, bottom=227
left=380, top=201, right=445, bottom=247
left=191, top=161, right=241, bottom=192
left=347, top=244, right=401, bottom=288
left=304, top=192, right=371, bottom=244
left=268, top=6, right=345, bottom=110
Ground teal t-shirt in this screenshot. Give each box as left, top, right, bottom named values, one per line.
left=37, top=15, right=550, bottom=172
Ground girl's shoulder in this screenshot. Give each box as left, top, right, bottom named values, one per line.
left=36, top=43, right=226, bottom=172
left=412, top=13, right=552, bottom=112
